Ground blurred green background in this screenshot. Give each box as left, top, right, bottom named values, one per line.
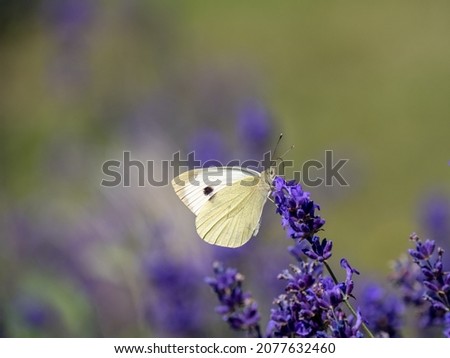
left=1, top=0, right=449, bottom=337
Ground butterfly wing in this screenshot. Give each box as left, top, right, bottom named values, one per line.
left=171, top=167, right=260, bottom=216
left=195, top=176, right=271, bottom=248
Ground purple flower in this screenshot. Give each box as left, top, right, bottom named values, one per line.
left=188, top=130, right=227, bottom=167
left=41, top=0, right=95, bottom=42
left=303, top=237, right=333, bottom=262
left=390, top=255, right=424, bottom=306
left=272, top=177, right=325, bottom=240
left=340, top=258, right=360, bottom=296
left=392, top=233, right=450, bottom=337
left=330, top=308, right=364, bottom=338
left=237, top=100, right=271, bottom=144
left=41, top=0, right=95, bottom=95
left=267, top=261, right=365, bottom=337
left=408, top=238, right=435, bottom=261
left=144, top=254, right=206, bottom=337
left=278, top=261, right=320, bottom=293
left=205, top=262, right=261, bottom=337
left=419, top=192, right=450, bottom=246
left=444, top=312, right=450, bottom=338
left=359, top=283, right=404, bottom=337
left=236, top=100, right=272, bottom=160
left=288, top=241, right=308, bottom=262
left=14, top=295, right=54, bottom=329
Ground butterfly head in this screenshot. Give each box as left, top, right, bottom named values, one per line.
left=262, top=165, right=277, bottom=186
left=262, top=133, right=294, bottom=186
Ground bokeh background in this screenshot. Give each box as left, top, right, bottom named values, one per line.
left=1, top=0, right=449, bottom=337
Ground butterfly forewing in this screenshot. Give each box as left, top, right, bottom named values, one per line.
left=171, top=167, right=260, bottom=216
left=195, top=176, right=270, bottom=248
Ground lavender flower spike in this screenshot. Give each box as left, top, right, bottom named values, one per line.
left=267, top=260, right=366, bottom=337
left=271, top=177, right=325, bottom=240
left=205, top=262, right=261, bottom=337
left=394, top=233, right=450, bottom=336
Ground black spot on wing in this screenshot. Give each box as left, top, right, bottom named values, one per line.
left=203, top=186, right=214, bottom=195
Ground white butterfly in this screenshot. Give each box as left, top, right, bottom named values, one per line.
left=171, top=165, right=276, bottom=248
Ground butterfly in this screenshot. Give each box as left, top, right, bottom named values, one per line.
left=171, top=135, right=289, bottom=248
left=171, top=164, right=276, bottom=248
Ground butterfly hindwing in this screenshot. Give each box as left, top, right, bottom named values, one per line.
left=195, top=176, right=270, bottom=248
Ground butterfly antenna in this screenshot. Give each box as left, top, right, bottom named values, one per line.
left=277, top=144, right=295, bottom=161
left=272, top=133, right=283, bottom=159
left=277, top=144, right=294, bottom=176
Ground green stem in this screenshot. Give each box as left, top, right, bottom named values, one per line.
left=323, top=261, right=375, bottom=338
